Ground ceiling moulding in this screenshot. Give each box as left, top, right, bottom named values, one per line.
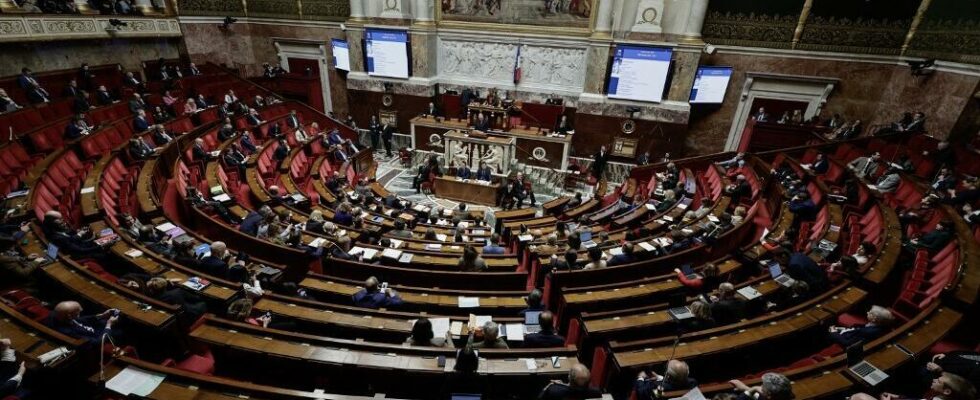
left=0, top=16, right=181, bottom=42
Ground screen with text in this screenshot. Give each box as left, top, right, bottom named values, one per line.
left=607, top=45, right=673, bottom=103
left=365, top=29, right=409, bottom=79
left=690, top=66, right=733, bottom=104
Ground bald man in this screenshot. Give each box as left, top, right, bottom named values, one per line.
left=352, top=276, right=403, bottom=309
left=635, top=359, right=698, bottom=400
left=44, top=301, right=121, bottom=346
left=539, top=363, right=602, bottom=400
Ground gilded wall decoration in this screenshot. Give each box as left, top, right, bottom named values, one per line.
left=441, top=0, right=593, bottom=29
left=0, top=20, right=27, bottom=35
left=0, top=16, right=181, bottom=42
left=178, top=0, right=245, bottom=17
left=908, top=19, right=980, bottom=63
left=701, top=11, right=798, bottom=49
left=248, top=0, right=299, bottom=19
left=797, top=16, right=910, bottom=55
left=301, top=0, right=349, bottom=21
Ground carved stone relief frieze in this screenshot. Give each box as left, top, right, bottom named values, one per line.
left=438, top=38, right=586, bottom=92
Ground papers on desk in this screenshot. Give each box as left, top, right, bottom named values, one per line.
left=737, top=286, right=762, bottom=300
left=425, top=243, right=442, bottom=251
left=124, top=249, right=143, bottom=258
left=436, top=219, right=449, bottom=226
left=80, top=186, right=95, bottom=194
left=608, top=247, right=624, bottom=256
left=350, top=246, right=377, bottom=260
left=5, top=189, right=28, bottom=199
left=450, top=321, right=464, bottom=336
left=638, top=242, right=657, bottom=252
left=155, top=222, right=177, bottom=233
left=431, top=317, right=450, bottom=337
left=458, top=296, right=480, bottom=308
left=209, top=150, right=221, bottom=157
left=308, top=238, right=326, bottom=248
left=518, top=234, right=534, bottom=242
left=436, top=233, right=448, bottom=241
left=677, top=202, right=688, bottom=210
left=442, top=208, right=453, bottom=217
left=662, top=215, right=674, bottom=222
left=472, top=229, right=486, bottom=235
left=524, top=358, right=538, bottom=370
left=398, top=253, right=414, bottom=263
left=653, top=237, right=673, bottom=247
left=105, top=366, right=166, bottom=397
left=669, top=388, right=707, bottom=400
left=502, top=323, right=525, bottom=341
left=707, top=215, right=720, bottom=223
left=212, top=193, right=232, bottom=203
left=382, top=248, right=402, bottom=259
left=389, top=238, right=404, bottom=249
left=645, top=203, right=657, bottom=211
left=467, top=314, right=492, bottom=331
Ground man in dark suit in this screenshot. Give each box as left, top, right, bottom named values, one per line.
left=925, top=350, right=980, bottom=389
left=906, top=220, right=953, bottom=252
left=539, top=364, right=602, bottom=400
left=775, top=249, right=828, bottom=292
left=787, top=191, right=817, bottom=230
left=509, top=172, right=535, bottom=209
left=78, top=63, right=96, bottom=90
left=240, top=132, right=257, bottom=153
left=191, top=138, right=210, bottom=162
left=238, top=207, right=271, bottom=236
left=63, top=79, right=80, bottom=98
left=607, top=243, right=636, bottom=267
left=475, top=161, right=493, bottom=181
left=273, top=138, right=290, bottom=162
left=246, top=108, right=262, bottom=127
left=827, top=305, right=894, bottom=347
left=634, top=360, right=698, bottom=400
left=901, top=112, right=926, bottom=134
left=591, top=145, right=609, bottom=179
left=422, top=102, right=440, bottom=117
left=128, top=93, right=146, bottom=114
left=133, top=110, right=150, bottom=132
left=352, top=276, right=404, bottom=309
left=72, top=90, right=91, bottom=113
left=95, top=85, right=113, bottom=105
left=381, top=120, right=394, bottom=158
left=524, top=311, right=565, bottom=348
left=285, top=110, right=301, bottom=130
left=194, top=94, right=208, bottom=109
left=0, top=337, right=27, bottom=398
left=198, top=241, right=238, bottom=279
left=44, top=301, right=121, bottom=347
left=473, top=113, right=491, bottom=131
left=457, top=164, right=472, bottom=179
left=326, top=128, right=344, bottom=146
left=188, top=63, right=202, bottom=76
left=153, top=124, right=174, bottom=146
left=709, top=283, right=745, bottom=325
left=64, top=116, right=90, bottom=140
left=332, top=145, right=350, bottom=163
left=636, top=151, right=650, bottom=166
left=217, top=121, right=237, bottom=141
left=123, top=71, right=144, bottom=93
left=554, top=115, right=573, bottom=134
left=726, top=174, right=752, bottom=205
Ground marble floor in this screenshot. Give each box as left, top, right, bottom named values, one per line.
left=371, top=150, right=559, bottom=214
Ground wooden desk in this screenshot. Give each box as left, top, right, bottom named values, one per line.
left=432, top=176, right=502, bottom=206
left=410, top=116, right=572, bottom=170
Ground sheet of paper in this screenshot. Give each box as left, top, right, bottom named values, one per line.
left=155, top=222, right=176, bottom=232
left=449, top=321, right=464, bottom=336
left=430, top=317, right=450, bottom=337
left=676, top=203, right=688, bottom=210
left=504, top=323, right=525, bottom=341
left=524, top=358, right=538, bottom=370
left=737, top=286, right=761, bottom=300
left=105, top=366, right=166, bottom=396
left=458, top=296, right=480, bottom=308
left=382, top=248, right=402, bottom=259
left=669, top=388, right=707, bottom=400
left=608, top=247, right=623, bottom=256
left=638, top=242, right=657, bottom=252
left=518, top=234, right=534, bottom=242
left=80, top=186, right=95, bottom=194
left=645, top=203, right=656, bottom=211
left=389, top=238, right=403, bottom=248
left=398, top=253, right=413, bottom=263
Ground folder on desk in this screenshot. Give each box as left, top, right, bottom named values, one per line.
left=155, top=222, right=176, bottom=233
left=450, top=321, right=464, bottom=336
left=638, top=242, right=657, bottom=252
left=382, top=248, right=402, bottom=259
left=398, top=253, right=414, bottom=263
left=389, top=239, right=404, bottom=248
left=737, top=286, right=762, bottom=300
left=503, top=323, right=524, bottom=341
left=458, top=297, right=480, bottom=308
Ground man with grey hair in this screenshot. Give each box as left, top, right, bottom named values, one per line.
left=730, top=372, right=794, bottom=400
left=635, top=359, right=698, bottom=400
left=828, top=305, right=894, bottom=347
left=467, top=321, right=509, bottom=349
left=539, top=363, right=602, bottom=400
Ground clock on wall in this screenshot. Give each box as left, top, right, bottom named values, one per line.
left=382, top=94, right=394, bottom=107
left=621, top=119, right=636, bottom=134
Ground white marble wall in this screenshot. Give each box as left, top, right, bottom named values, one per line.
left=436, top=36, right=587, bottom=94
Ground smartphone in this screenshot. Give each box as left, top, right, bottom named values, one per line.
left=111, top=309, right=121, bottom=317
left=380, top=282, right=389, bottom=290
left=551, top=356, right=560, bottom=368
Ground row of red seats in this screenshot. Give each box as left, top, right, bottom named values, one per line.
left=32, top=150, right=92, bottom=225
left=0, top=142, right=43, bottom=197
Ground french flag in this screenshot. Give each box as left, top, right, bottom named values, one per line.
left=513, top=46, right=522, bottom=85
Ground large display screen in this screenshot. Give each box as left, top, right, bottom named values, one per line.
left=607, top=45, right=673, bottom=103
left=365, top=29, right=409, bottom=79
left=690, top=66, right=733, bottom=104
left=332, top=39, right=350, bottom=71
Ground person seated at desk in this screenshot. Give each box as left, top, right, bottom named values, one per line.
left=725, top=174, right=752, bottom=206
left=223, top=143, right=247, bottom=174
left=607, top=243, right=636, bottom=267
left=729, top=372, right=794, bottom=400
left=905, top=220, right=953, bottom=253
left=334, top=203, right=354, bottom=226
left=422, top=101, right=440, bottom=117
left=131, top=109, right=150, bottom=133
left=145, top=277, right=206, bottom=321
left=239, top=206, right=273, bottom=236
left=152, top=124, right=174, bottom=146
left=524, top=311, right=565, bottom=348
left=508, top=172, right=536, bottom=209
left=406, top=318, right=454, bottom=348
left=827, top=304, right=895, bottom=347
left=847, top=152, right=881, bottom=179
left=634, top=359, right=698, bottom=400
left=482, top=233, right=505, bottom=254
left=199, top=241, right=244, bottom=280
left=45, top=301, right=122, bottom=347
left=467, top=321, right=508, bottom=349
left=521, top=289, right=545, bottom=316
left=127, top=137, right=154, bottom=162
left=390, top=219, right=414, bottom=239
left=64, top=116, right=91, bottom=140
left=273, top=137, right=290, bottom=162
left=539, top=364, right=602, bottom=400
left=473, top=112, right=491, bottom=132
left=352, top=276, right=403, bottom=309
left=441, top=346, right=486, bottom=396
left=191, top=138, right=210, bottom=162
left=554, top=114, right=573, bottom=134
left=458, top=245, right=487, bottom=272
left=457, top=163, right=472, bottom=179
left=475, top=161, right=493, bottom=181
left=325, top=170, right=344, bottom=195
left=42, top=211, right=111, bottom=259
left=708, top=282, right=745, bottom=325
left=925, top=352, right=980, bottom=390
left=239, top=131, right=258, bottom=154
left=0, top=337, right=28, bottom=398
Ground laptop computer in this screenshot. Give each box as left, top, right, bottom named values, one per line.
left=768, top=263, right=795, bottom=287
left=524, top=311, right=542, bottom=333
left=668, top=306, right=694, bottom=320
left=580, top=231, right=597, bottom=248
left=194, top=243, right=212, bottom=258
left=849, top=360, right=889, bottom=386
left=681, top=264, right=697, bottom=280
left=44, top=243, right=59, bottom=262
left=451, top=394, right=481, bottom=400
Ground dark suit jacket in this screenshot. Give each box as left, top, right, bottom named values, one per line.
left=710, top=298, right=745, bottom=324
left=524, top=330, right=565, bottom=348
left=381, top=124, right=394, bottom=140
left=65, top=124, right=86, bottom=140
left=133, top=117, right=150, bottom=132
left=916, top=229, right=952, bottom=251
left=352, top=289, right=403, bottom=309
left=199, top=255, right=229, bottom=279
left=286, top=115, right=301, bottom=129
left=830, top=324, right=887, bottom=347
left=73, top=97, right=91, bottom=113
left=457, top=167, right=471, bottom=179
left=474, top=118, right=491, bottom=131
left=592, top=151, right=609, bottom=175
left=476, top=167, right=493, bottom=181
left=539, top=383, right=602, bottom=400
left=192, top=145, right=209, bottom=162
left=96, top=91, right=113, bottom=105
left=247, top=115, right=261, bottom=126
left=812, top=159, right=829, bottom=174
left=238, top=212, right=263, bottom=235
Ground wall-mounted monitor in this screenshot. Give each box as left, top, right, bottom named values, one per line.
left=365, top=28, right=409, bottom=79
left=607, top=45, right=673, bottom=103
left=331, top=39, right=350, bottom=71
left=690, top=66, right=733, bottom=104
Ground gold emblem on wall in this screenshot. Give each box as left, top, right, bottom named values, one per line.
left=621, top=119, right=636, bottom=134
left=382, top=94, right=394, bottom=108
left=384, top=0, right=399, bottom=12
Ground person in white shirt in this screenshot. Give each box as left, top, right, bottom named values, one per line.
left=224, top=90, right=238, bottom=105
left=0, top=338, right=27, bottom=398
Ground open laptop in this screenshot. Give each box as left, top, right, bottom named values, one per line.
left=42, top=243, right=58, bottom=263
left=524, top=311, right=542, bottom=334
left=847, top=344, right=889, bottom=386
left=680, top=264, right=697, bottom=280
left=668, top=306, right=694, bottom=320
left=580, top=231, right=597, bottom=249
left=451, top=394, right=481, bottom=400
left=194, top=243, right=212, bottom=258
left=768, top=263, right=795, bottom=287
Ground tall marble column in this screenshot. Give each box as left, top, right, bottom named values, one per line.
left=665, top=46, right=701, bottom=102
left=582, top=43, right=612, bottom=95
left=346, top=28, right=366, bottom=72
left=349, top=0, right=365, bottom=20
left=680, top=0, right=709, bottom=43
left=592, top=0, right=614, bottom=38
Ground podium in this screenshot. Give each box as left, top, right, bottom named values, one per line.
left=443, top=130, right=515, bottom=174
